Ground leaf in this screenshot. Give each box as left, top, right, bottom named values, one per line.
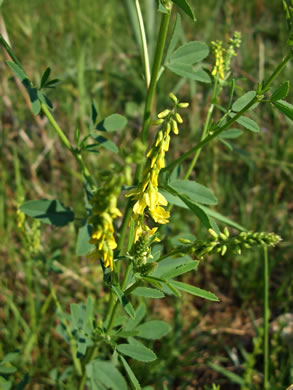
left=97, top=114, right=127, bottom=132
left=136, top=320, right=171, bottom=340
left=124, top=303, right=146, bottom=331
left=198, top=204, right=246, bottom=231
left=166, top=62, right=210, bottom=83
left=37, top=91, right=53, bottom=110
left=168, top=179, right=217, bottom=205
left=6, top=60, right=28, bottom=83
left=40, top=67, right=51, bottom=89
left=112, top=285, right=136, bottom=319
left=232, top=91, right=256, bottom=112
left=0, top=365, right=17, bottom=374
left=131, top=287, right=165, bottom=299
left=229, top=113, right=260, bottom=132
left=76, top=220, right=95, bottom=256
left=0, top=377, right=12, bottom=390
left=27, top=87, right=41, bottom=115
left=270, top=81, right=290, bottom=102
left=167, top=41, right=209, bottom=65
left=165, top=14, right=182, bottom=63
left=178, top=194, right=214, bottom=229
left=0, top=0, right=4, bottom=8
left=119, top=355, right=141, bottom=390
left=86, top=360, right=127, bottom=390
left=44, top=78, right=60, bottom=88
left=209, top=363, right=246, bottom=386
left=172, top=0, right=196, bottom=21
left=159, top=261, right=199, bottom=279
left=93, top=135, right=119, bottom=153
left=90, top=101, right=98, bottom=130
left=117, top=344, right=157, bottom=362
left=20, top=199, right=74, bottom=226
left=161, top=190, right=245, bottom=231
left=218, top=128, right=243, bottom=139
left=272, top=99, right=293, bottom=120
left=170, top=280, right=219, bottom=301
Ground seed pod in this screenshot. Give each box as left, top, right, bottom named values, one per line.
left=169, top=92, right=178, bottom=104
left=175, top=112, right=183, bottom=123
left=178, top=102, right=189, bottom=108
left=221, top=245, right=227, bottom=256
left=208, top=228, right=218, bottom=239
left=152, top=119, right=164, bottom=126
left=171, top=118, right=179, bottom=134
left=158, top=109, right=170, bottom=119
left=224, top=227, right=229, bottom=238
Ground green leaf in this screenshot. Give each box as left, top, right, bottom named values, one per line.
left=218, top=128, right=243, bottom=139
left=168, top=179, right=217, bottom=205
left=37, top=91, right=53, bottom=110
left=6, top=60, right=28, bottom=83
left=165, top=14, right=182, bottom=63
left=2, top=353, right=19, bottom=364
left=27, top=87, right=41, bottom=115
left=119, top=355, right=141, bottom=390
left=76, top=220, right=95, bottom=256
left=270, top=81, right=290, bottom=102
left=0, top=377, right=12, bottom=390
left=117, top=344, right=157, bottom=362
left=229, top=113, right=260, bottom=132
left=170, top=280, right=219, bottom=301
left=160, top=261, right=199, bottom=279
left=112, top=285, right=136, bottom=319
left=172, top=0, right=196, bottom=21
left=152, top=255, right=192, bottom=278
left=131, top=287, right=165, bottom=299
left=124, top=303, right=146, bottom=331
left=40, top=67, right=51, bottom=89
left=20, top=199, right=74, bottom=226
left=161, top=189, right=245, bottom=231
left=0, top=365, right=17, bottom=374
left=166, top=63, right=210, bottom=83
left=209, top=363, right=246, bottom=386
left=86, top=360, right=127, bottom=390
left=272, top=99, right=293, bottom=120
left=97, top=114, right=127, bottom=132
left=0, top=0, right=4, bottom=8
left=93, top=135, right=119, bottom=153
left=178, top=194, right=214, bottom=229
left=232, top=91, right=256, bottom=112
left=168, top=41, right=208, bottom=65
left=90, top=101, right=98, bottom=130
left=198, top=204, right=246, bottom=232
left=136, top=320, right=171, bottom=340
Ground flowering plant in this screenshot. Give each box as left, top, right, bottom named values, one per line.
left=1, top=0, right=292, bottom=388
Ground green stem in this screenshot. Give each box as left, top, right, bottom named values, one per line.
left=263, top=247, right=269, bottom=390
left=141, top=7, right=172, bottom=143
left=51, top=286, right=82, bottom=377
left=164, top=51, right=293, bottom=173
left=41, top=103, right=95, bottom=188
left=135, top=0, right=151, bottom=87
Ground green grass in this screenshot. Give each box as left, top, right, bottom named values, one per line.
left=1, top=1, right=293, bottom=389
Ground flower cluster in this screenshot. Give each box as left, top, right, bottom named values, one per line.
left=174, top=227, right=281, bottom=260
left=88, top=176, right=122, bottom=271
left=211, top=31, right=241, bottom=81
left=126, top=93, right=189, bottom=243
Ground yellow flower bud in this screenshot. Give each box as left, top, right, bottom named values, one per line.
left=158, top=109, right=170, bottom=119
left=171, top=118, right=179, bottom=135
left=178, top=102, right=189, bottom=108
left=175, top=112, right=183, bottom=124
left=169, top=92, right=178, bottom=104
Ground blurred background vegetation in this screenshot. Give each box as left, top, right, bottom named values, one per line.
left=0, top=0, right=292, bottom=388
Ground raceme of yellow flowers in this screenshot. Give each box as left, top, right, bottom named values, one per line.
left=126, top=92, right=189, bottom=244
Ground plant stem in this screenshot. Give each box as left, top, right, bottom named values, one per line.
left=41, top=104, right=95, bottom=188
left=164, top=51, right=293, bottom=173
left=263, top=247, right=269, bottom=390
left=141, top=7, right=172, bottom=143
left=51, top=286, right=82, bottom=377
left=135, top=0, right=151, bottom=87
